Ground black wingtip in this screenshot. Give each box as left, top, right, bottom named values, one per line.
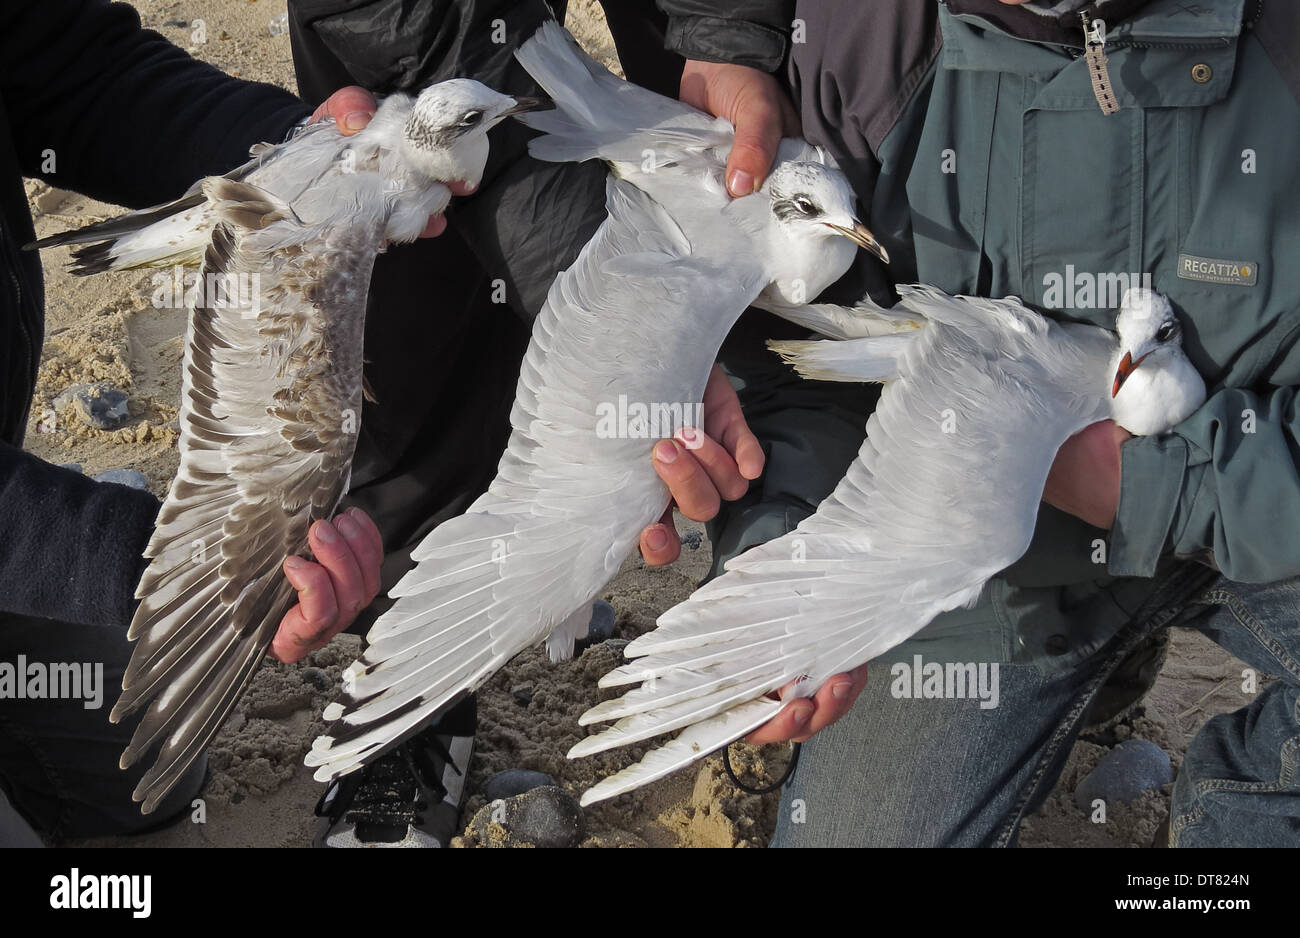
left=67, top=241, right=116, bottom=276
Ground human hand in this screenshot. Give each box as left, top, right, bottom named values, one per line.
left=1042, top=419, right=1132, bottom=529
left=678, top=60, right=801, bottom=197
left=747, top=665, right=871, bottom=744
left=272, top=507, right=384, bottom=662
left=310, top=86, right=477, bottom=237
left=640, top=365, right=765, bottom=565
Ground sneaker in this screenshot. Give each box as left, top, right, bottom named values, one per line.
left=313, top=697, right=476, bottom=848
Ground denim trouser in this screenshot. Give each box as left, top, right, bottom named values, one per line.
left=766, top=567, right=1300, bottom=847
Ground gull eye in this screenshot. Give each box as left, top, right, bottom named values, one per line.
left=793, top=196, right=818, bottom=216
left=1155, top=321, right=1179, bottom=342
left=459, top=110, right=483, bottom=127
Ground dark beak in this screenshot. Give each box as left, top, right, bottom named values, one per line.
left=824, top=220, right=890, bottom=265
left=1111, top=350, right=1152, bottom=398
left=502, top=95, right=555, bottom=117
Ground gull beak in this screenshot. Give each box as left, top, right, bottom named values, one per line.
left=1111, top=350, right=1152, bottom=398
left=502, top=95, right=555, bottom=117
left=824, top=220, right=890, bottom=265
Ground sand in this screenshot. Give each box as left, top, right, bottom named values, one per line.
left=25, top=1, right=1255, bottom=849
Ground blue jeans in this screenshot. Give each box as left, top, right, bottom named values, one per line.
left=768, top=567, right=1300, bottom=847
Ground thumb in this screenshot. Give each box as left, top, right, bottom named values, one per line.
left=725, top=93, right=783, bottom=197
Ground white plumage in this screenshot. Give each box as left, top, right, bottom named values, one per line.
left=306, top=21, right=891, bottom=781
left=31, top=78, right=542, bottom=814
left=575, top=285, right=1207, bottom=806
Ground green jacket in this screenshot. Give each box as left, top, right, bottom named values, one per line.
left=786, top=0, right=1300, bottom=666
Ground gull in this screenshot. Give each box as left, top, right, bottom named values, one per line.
left=574, top=285, right=1207, bottom=806
left=305, top=21, right=891, bottom=781
left=30, top=79, right=549, bottom=814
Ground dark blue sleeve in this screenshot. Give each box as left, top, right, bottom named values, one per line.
left=0, top=442, right=159, bottom=629
left=1, top=0, right=310, bottom=208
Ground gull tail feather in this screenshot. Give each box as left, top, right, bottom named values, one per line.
left=27, top=190, right=214, bottom=274
left=768, top=333, right=914, bottom=383
left=515, top=20, right=715, bottom=167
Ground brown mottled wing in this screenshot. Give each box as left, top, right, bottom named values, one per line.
left=110, top=178, right=382, bottom=814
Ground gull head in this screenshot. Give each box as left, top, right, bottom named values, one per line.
left=403, top=79, right=552, bottom=186
left=764, top=161, right=889, bottom=304
left=1109, top=287, right=1206, bottom=436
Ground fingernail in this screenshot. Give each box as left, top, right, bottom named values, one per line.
left=832, top=681, right=854, bottom=700
left=790, top=705, right=811, bottom=727
left=727, top=169, right=754, bottom=196
left=645, top=525, right=669, bottom=552
left=336, top=514, right=360, bottom=539
left=460, top=179, right=478, bottom=193
left=677, top=427, right=702, bottom=451
left=284, top=556, right=307, bottom=574
left=654, top=440, right=679, bottom=464
left=314, top=521, right=338, bottom=544
left=342, top=111, right=372, bottom=133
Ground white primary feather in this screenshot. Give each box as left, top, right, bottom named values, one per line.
left=307, top=21, right=896, bottom=780
left=573, top=284, right=1207, bottom=804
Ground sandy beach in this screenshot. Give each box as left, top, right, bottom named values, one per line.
left=22, top=0, right=1260, bottom=848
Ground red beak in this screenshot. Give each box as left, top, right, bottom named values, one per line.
left=1112, top=350, right=1151, bottom=398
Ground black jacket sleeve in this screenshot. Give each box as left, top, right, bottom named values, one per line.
left=1, top=0, right=310, bottom=209
left=0, top=443, right=159, bottom=628
left=655, top=0, right=795, bottom=72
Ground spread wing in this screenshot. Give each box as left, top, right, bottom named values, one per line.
left=574, top=286, right=1114, bottom=805
left=111, top=177, right=382, bottom=814
left=306, top=177, right=764, bottom=781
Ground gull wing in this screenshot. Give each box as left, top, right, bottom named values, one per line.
left=111, top=176, right=382, bottom=814
left=306, top=177, right=765, bottom=781
left=575, top=285, right=1115, bottom=805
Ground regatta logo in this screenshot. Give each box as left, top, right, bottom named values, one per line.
left=50, top=869, right=151, bottom=918
left=151, top=265, right=263, bottom=317
left=595, top=395, right=705, bottom=442
left=1041, top=266, right=1153, bottom=310
left=1177, top=253, right=1257, bottom=286
left=889, top=655, right=999, bottom=709
left=0, top=657, right=103, bottom=709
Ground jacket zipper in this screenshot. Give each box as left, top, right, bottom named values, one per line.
left=1080, top=10, right=1119, bottom=115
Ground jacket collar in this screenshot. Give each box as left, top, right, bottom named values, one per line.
left=944, top=0, right=1248, bottom=50
left=940, top=0, right=1248, bottom=109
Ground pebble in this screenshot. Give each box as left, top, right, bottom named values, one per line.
left=467, top=785, right=583, bottom=848
left=300, top=667, right=330, bottom=692
left=53, top=382, right=131, bottom=430
left=681, top=530, right=703, bottom=550
left=585, top=599, right=616, bottom=643
left=1074, top=739, right=1173, bottom=811
left=93, top=468, right=150, bottom=491
left=510, top=682, right=534, bottom=706
left=482, top=769, right=557, bottom=802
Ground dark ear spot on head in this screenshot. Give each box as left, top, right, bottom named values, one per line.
left=772, top=194, right=822, bottom=222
